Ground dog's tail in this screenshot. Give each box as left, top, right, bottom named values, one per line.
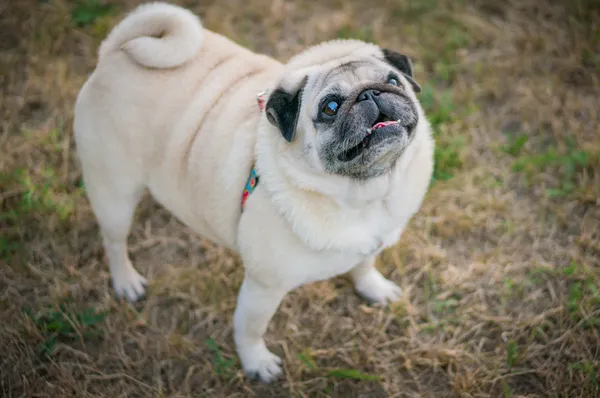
left=98, top=2, right=204, bottom=69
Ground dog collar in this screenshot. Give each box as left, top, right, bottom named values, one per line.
left=241, top=91, right=268, bottom=211
left=241, top=167, right=259, bottom=210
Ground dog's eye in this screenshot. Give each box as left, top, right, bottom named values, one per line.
left=322, top=101, right=339, bottom=117
left=387, top=77, right=400, bottom=86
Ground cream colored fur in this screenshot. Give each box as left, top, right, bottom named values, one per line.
left=98, top=2, right=204, bottom=68
left=74, top=2, right=434, bottom=383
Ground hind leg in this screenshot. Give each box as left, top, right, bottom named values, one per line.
left=82, top=168, right=147, bottom=302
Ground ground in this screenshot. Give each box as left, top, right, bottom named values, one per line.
left=1, top=0, right=599, bottom=397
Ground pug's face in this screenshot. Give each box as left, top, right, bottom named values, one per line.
left=266, top=42, right=423, bottom=180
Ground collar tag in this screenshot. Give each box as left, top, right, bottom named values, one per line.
left=256, top=90, right=268, bottom=112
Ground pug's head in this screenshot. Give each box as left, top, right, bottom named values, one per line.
left=265, top=40, right=425, bottom=180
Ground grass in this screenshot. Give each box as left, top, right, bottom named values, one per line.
left=71, top=0, right=115, bottom=27
left=336, top=25, right=375, bottom=43
left=506, top=339, right=518, bottom=369
left=419, top=83, right=466, bottom=182
left=206, top=337, right=236, bottom=377
left=500, top=134, right=529, bottom=156
left=508, top=137, right=599, bottom=199
left=24, top=304, right=108, bottom=358
left=326, top=369, right=381, bottom=381
left=1, top=0, right=599, bottom=397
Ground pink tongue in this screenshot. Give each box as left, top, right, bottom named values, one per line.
left=372, top=120, right=398, bottom=130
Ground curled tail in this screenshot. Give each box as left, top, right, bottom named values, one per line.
left=98, top=2, right=204, bottom=69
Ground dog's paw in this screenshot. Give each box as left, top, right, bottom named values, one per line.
left=112, top=268, right=147, bottom=302
left=239, top=343, right=282, bottom=383
left=354, top=271, right=402, bottom=304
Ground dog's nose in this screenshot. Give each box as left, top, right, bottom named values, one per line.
left=357, top=89, right=381, bottom=102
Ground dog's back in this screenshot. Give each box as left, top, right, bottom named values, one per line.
left=74, top=3, right=281, bottom=256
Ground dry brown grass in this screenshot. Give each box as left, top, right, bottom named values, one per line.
left=1, top=0, right=599, bottom=396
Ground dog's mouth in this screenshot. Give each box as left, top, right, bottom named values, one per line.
left=338, top=114, right=401, bottom=162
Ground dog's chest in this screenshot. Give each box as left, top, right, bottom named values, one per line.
left=301, top=202, right=409, bottom=279
left=293, top=212, right=406, bottom=285
left=352, top=199, right=410, bottom=251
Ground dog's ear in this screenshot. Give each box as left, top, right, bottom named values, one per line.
left=382, top=49, right=422, bottom=93
left=265, top=77, right=308, bottom=142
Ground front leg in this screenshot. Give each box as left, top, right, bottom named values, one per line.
left=233, top=276, right=289, bottom=383
left=350, top=257, right=402, bottom=304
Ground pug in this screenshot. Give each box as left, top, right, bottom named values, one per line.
left=74, top=2, right=434, bottom=383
